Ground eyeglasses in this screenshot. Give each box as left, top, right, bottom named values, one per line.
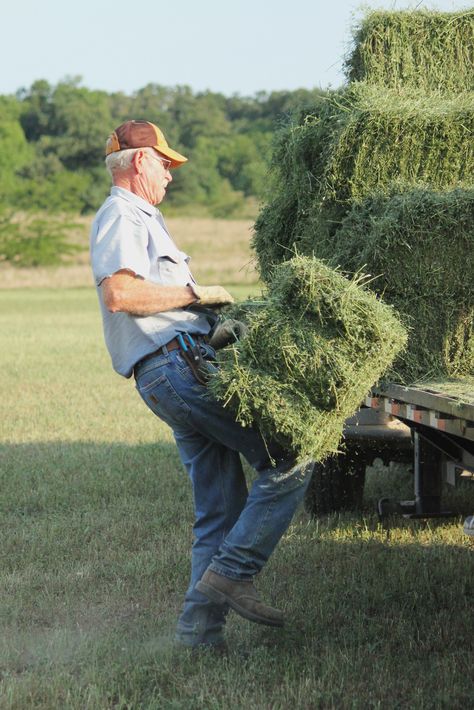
left=147, top=152, right=172, bottom=172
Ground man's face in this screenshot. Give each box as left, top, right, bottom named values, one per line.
left=141, top=150, right=173, bottom=205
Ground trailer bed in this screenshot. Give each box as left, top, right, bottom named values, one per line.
left=366, top=377, right=474, bottom=443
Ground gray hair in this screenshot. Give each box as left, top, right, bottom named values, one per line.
left=105, top=146, right=155, bottom=179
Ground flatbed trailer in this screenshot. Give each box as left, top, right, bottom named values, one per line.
left=305, top=379, right=474, bottom=520
left=364, top=380, right=474, bottom=519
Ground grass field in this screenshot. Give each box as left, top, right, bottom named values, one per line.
left=1, top=220, right=474, bottom=708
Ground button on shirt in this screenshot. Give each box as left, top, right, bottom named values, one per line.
left=90, top=186, right=211, bottom=378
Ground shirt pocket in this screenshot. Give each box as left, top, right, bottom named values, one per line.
left=156, top=248, right=192, bottom=286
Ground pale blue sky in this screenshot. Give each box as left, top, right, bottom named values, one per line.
left=4, top=0, right=470, bottom=96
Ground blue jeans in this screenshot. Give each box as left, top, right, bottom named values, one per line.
left=134, top=342, right=312, bottom=647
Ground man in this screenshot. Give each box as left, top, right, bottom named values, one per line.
left=90, top=120, right=312, bottom=651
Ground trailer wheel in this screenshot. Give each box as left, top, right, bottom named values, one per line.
left=305, top=449, right=366, bottom=517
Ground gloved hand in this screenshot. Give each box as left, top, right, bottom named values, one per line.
left=209, top=318, right=248, bottom=350
left=190, top=284, right=235, bottom=307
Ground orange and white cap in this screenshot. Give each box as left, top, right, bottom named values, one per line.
left=105, top=120, right=187, bottom=168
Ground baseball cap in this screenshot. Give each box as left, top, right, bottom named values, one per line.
left=105, top=120, right=187, bottom=168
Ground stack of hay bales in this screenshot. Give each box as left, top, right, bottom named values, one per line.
left=212, top=9, right=473, bottom=462
left=253, top=9, right=474, bottom=382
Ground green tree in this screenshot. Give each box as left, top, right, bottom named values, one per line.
left=217, top=133, right=271, bottom=197
left=20, top=77, right=113, bottom=169
left=0, top=209, right=83, bottom=266
left=0, top=97, right=33, bottom=205
left=6, top=79, right=328, bottom=216
left=173, top=89, right=231, bottom=148
left=48, top=78, right=113, bottom=169
left=17, top=79, right=54, bottom=142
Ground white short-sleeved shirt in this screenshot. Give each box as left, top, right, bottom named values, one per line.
left=90, top=186, right=211, bottom=378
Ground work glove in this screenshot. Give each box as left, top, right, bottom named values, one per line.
left=190, top=284, right=235, bottom=307
left=209, top=318, right=248, bottom=350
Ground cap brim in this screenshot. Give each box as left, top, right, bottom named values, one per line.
left=154, top=145, right=188, bottom=169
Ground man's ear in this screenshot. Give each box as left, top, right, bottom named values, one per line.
left=133, top=149, right=146, bottom=173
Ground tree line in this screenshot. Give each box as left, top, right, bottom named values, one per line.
left=1, top=78, right=326, bottom=218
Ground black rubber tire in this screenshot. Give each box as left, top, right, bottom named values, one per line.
left=304, top=448, right=366, bottom=517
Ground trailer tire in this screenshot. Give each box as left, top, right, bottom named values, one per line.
left=305, top=449, right=366, bottom=517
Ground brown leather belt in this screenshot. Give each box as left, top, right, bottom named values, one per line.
left=158, top=337, right=181, bottom=354
left=134, top=338, right=181, bottom=377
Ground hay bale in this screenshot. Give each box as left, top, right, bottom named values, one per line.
left=324, top=85, right=474, bottom=208
left=330, top=188, right=474, bottom=381
left=346, top=10, right=474, bottom=92
left=253, top=85, right=474, bottom=281
left=211, top=256, right=407, bottom=463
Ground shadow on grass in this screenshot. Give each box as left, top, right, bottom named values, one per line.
left=1, top=441, right=474, bottom=707
left=3, top=526, right=472, bottom=707
left=0, top=440, right=193, bottom=682
left=363, top=459, right=474, bottom=517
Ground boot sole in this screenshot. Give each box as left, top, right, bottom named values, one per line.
left=196, top=581, right=284, bottom=628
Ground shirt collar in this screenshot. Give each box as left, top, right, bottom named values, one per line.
left=110, top=186, right=158, bottom=217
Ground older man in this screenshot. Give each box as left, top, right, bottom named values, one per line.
left=90, top=120, right=312, bottom=651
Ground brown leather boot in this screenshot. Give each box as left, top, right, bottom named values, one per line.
left=196, top=569, right=284, bottom=628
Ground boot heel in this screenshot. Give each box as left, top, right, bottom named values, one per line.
left=196, top=581, right=226, bottom=604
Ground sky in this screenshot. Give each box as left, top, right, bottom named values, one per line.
left=3, top=0, right=471, bottom=97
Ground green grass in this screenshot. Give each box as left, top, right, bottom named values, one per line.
left=1, top=288, right=474, bottom=709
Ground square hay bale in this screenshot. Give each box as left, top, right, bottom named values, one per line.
left=210, top=256, right=407, bottom=463
left=346, top=9, right=474, bottom=92
left=323, top=85, right=474, bottom=209
left=331, top=188, right=474, bottom=381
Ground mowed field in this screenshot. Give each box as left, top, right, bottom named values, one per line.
left=1, top=218, right=474, bottom=708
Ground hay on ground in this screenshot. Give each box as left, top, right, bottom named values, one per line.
left=211, top=256, right=407, bottom=463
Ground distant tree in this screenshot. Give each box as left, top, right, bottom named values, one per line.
left=217, top=133, right=271, bottom=197
left=108, top=90, right=134, bottom=127
left=47, top=78, right=113, bottom=169
left=0, top=97, right=33, bottom=205
left=18, top=79, right=54, bottom=141
left=173, top=89, right=231, bottom=148
left=6, top=79, right=326, bottom=216
left=0, top=209, right=83, bottom=266
left=19, top=77, right=112, bottom=169
left=17, top=170, right=93, bottom=213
